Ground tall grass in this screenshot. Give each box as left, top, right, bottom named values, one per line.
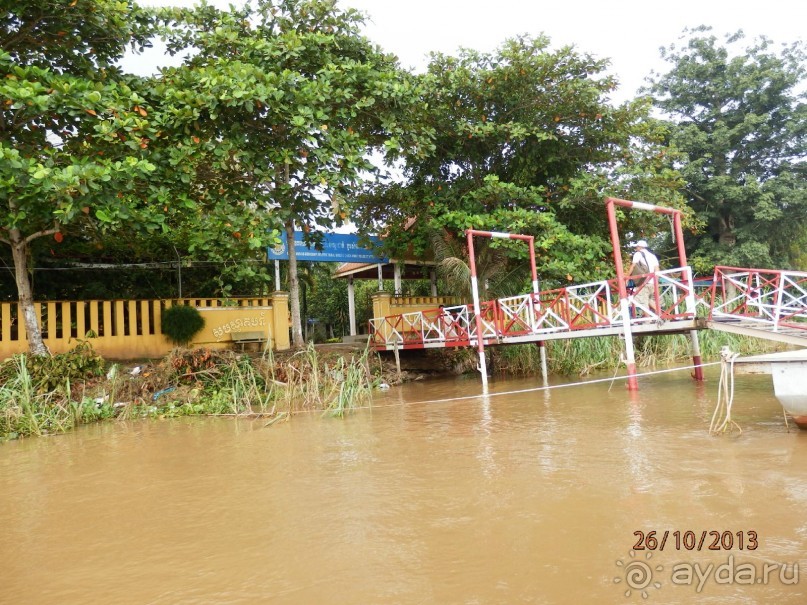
left=0, top=355, right=116, bottom=439
left=0, top=355, right=42, bottom=437
left=268, top=344, right=372, bottom=416
left=323, top=348, right=373, bottom=417
left=0, top=342, right=379, bottom=442
left=492, top=330, right=788, bottom=377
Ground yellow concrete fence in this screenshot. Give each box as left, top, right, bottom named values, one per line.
left=0, top=292, right=290, bottom=360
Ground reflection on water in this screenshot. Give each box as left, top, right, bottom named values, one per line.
left=1, top=366, right=806, bottom=604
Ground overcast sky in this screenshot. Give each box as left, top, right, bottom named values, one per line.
left=344, top=0, right=805, bottom=97
left=132, top=0, right=806, bottom=101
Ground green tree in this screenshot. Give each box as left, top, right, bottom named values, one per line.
left=355, top=36, right=686, bottom=292
left=303, top=262, right=348, bottom=338
left=646, top=27, right=807, bottom=271
left=149, top=0, right=429, bottom=347
left=0, top=0, right=161, bottom=355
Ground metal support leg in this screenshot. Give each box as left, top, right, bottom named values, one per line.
left=690, top=329, right=704, bottom=381
left=538, top=341, right=548, bottom=385
left=621, top=299, right=639, bottom=390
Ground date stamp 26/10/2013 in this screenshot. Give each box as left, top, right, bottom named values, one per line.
left=632, top=530, right=758, bottom=552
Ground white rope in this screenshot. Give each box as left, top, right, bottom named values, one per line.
left=258, top=361, right=723, bottom=424
left=373, top=361, right=722, bottom=408
left=709, top=346, right=742, bottom=435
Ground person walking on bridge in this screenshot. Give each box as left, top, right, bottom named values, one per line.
left=628, top=240, right=660, bottom=316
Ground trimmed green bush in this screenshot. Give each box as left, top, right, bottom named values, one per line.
left=161, top=305, right=205, bottom=346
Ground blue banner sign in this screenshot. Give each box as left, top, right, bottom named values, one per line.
left=267, top=231, right=388, bottom=263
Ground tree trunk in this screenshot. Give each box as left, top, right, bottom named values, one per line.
left=285, top=220, right=305, bottom=348
left=9, top=230, right=48, bottom=356
left=717, top=212, right=736, bottom=247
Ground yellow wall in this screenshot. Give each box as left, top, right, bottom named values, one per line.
left=390, top=295, right=464, bottom=315
left=0, top=295, right=291, bottom=360
left=372, top=294, right=463, bottom=320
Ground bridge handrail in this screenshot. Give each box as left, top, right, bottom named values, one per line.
left=369, top=266, right=705, bottom=349
left=710, top=266, right=807, bottom=332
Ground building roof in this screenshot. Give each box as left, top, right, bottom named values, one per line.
left=333, top=259, right=437, bottom=280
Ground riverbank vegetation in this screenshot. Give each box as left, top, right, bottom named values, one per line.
left=0, top=331, right=792, bottom=442
left=0, top=342, right=383, bottom=442
left=4, top=2, right=804, bottom=349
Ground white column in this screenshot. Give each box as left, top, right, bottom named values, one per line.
left=470, top=274, right=488, bottom=390
left=348, top=276, right=357, bottom=337
left=377, top=264, right=383, bottom=290
left=621, top=298, right=639, bottom=390
left=394, top=263, right=402, bottom=295
left=533, top=275, right=546, bottom=384
left=274, top=260, right=281, bottom=291
left=430, top=269, right=438, bottom=296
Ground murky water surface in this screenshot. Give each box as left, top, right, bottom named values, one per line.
left=2, top=367, right=806, bottom=604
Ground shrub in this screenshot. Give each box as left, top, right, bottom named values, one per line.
left=161, top=305, right=205, bottom=346
left=0, top=340, right=105, bottom=394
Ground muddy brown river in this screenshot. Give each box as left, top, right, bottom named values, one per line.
left=1, top=366, right=805, bottom=604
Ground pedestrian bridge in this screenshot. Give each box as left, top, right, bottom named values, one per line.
left=369, top=266, right=807, bottom=351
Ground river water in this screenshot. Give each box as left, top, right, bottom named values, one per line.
left=1, top=366, right=806, bottom=604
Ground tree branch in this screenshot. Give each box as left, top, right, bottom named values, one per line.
left=24, top=221, right=60, bottom=246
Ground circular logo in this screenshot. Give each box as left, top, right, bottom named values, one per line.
left=614, top=551, right=663, bottom=599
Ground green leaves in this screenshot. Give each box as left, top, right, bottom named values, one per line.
left=94, top=208, right=113, bottom=223
left=1, top=0, right=141, bottom=75
left=31, top=167, right=50, bottom=181
left=648, top=28, right=807, bottom=270
left=356, top=34, right=665, bottom=289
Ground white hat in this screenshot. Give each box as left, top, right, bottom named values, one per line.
left=634, top=240, right=648, bottom=248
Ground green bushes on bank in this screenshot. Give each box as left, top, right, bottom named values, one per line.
left=0, top=331, right=790, bottom=442
left=161, top=305, right=206, bottom=346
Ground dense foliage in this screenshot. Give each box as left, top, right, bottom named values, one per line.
left=354, top=36, right=688, bottom=295
left=1, top=0, right=160, bottom=353
left=3, top=1, right=804, bottom=349
left=646, top=28, right=807, bottom=272
left=146, top=0, right=430, bottom=347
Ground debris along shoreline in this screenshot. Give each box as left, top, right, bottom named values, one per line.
left=0, top=341, right=433, bottom=442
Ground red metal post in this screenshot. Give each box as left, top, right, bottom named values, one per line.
left=673, top=212, right=688, bottom=269
left=606, top=199, right=628, bottom=300
left=605, top=197, right=703, bottom=385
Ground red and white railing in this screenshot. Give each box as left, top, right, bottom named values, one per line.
left=370, top=266, right=700, bottom=349
left=709, top=266, right=807, bottom=332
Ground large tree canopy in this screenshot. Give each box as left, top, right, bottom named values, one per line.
left=148, top=0, right=429, bottom=347
left=354, top=36, right=687, bottom=295
left=646, top=27, right=807, bottom=271
left=0, top=0, right=163, bottom=354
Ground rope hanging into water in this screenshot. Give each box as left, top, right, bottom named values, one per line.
left=709, top=347, right=742, bottom=435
